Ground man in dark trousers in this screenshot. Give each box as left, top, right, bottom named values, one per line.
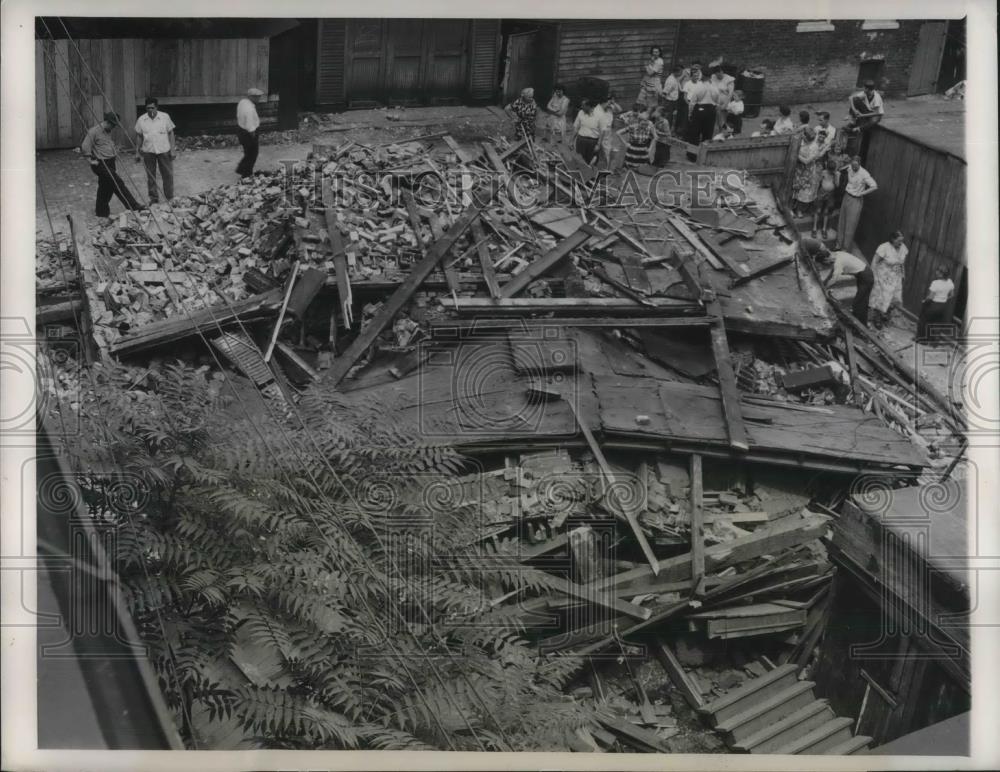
left=815, top=245, right=875, bottom=326
left=236, top=87, right=263, bottom=178
left=80, top=111, right=142, bottom=222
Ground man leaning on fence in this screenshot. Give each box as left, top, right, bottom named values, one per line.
left=236, top=87, right=264, bottom=179
left=80, top=111, right=142, bottom=223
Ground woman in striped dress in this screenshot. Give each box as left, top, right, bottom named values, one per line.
left=637, top=47, right=664, bottom=110
left=618, top=104, right=658, bottom=169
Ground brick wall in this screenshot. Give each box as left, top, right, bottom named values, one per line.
left=673, top=19, right=925, bottom=106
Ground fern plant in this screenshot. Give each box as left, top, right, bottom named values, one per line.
left=53, top=359, right=600, bottom=751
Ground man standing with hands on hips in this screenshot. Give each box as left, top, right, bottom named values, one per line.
left=134, top=97, right=176, bottom=205
left=236, top=87, right=263, bottom=178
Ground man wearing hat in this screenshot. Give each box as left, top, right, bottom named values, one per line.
left=80, top=112, right=142, bottom=221
left=236, top=87, right=264, bottom=178
left=134, top=97, right=177, bottom=204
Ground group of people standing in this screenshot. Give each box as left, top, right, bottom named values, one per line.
left=80, top=88, right=265, bottom=222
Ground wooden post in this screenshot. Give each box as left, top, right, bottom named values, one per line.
left=66, top=215, right=99, bottom=364
left=264, top=262, right=300, bottom=362
left=690, top=453, right=705, bottom=597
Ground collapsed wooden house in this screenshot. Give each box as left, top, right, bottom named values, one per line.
left=43, top=124, right=968, bottom=755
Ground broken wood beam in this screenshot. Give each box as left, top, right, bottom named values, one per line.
left=730, top=256, right=794, bottom=287
left=428, top=316, right=716, bottom=335
left=264, top=261, right=300, bottom=362
left=668, top=215, right=725, bottom=271
left=324, top=181, right=499, bottom=386
left=499, top=224, right=599, bottom=298
left=708, top=302, right=750, bottom=451
left=590, top=513, right=829, bottom=591
left=273, top=341, right=319, bottom=383
left=544, top=575, right=651, bottom=621
left=844, top=328, right=862, bottom=405
left=652, top=639, right=705, bottom=709
left=323, top=178, right=353, bottom=329
left=596, top=715, right=671, bottom=753
left=690, top=454, right=706, bottom=597
left=470, top=219, right=501, bottom=298
left=66, top=214, right=99, bottom=363
left=36, top=299, right=84, bottom=326
left=565, top=399, right=660, bottom=576
left=448, top=297, right=704, bottom=317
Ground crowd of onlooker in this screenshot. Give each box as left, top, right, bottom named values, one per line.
left=502, top=50, right=953, bottom=341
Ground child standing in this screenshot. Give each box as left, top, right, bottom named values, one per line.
left=544, top=86, right=570, bottom=143
left=651, top=105, right=672, bottom=166
left=812, top=158, right=841, bottom=239
left=727, top=90, right=745, bottom=134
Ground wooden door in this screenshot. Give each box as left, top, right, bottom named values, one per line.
left=907, top=21, right=947, bottom=96
left=345, top=19, right=385, bottom=107
left=426, top=20, right=469, bottom=104
left=385, top=19, right=425, bottom=105
left=503, top=28, right=556, bottom=104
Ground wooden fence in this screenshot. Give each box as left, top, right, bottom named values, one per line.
left=36, top=38, right=270, bottom=149
left=855, top=125, right=967, bottom=320
left=667, top=133, right=801, bottom=202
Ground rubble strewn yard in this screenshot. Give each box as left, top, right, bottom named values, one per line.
left=38, top=120, right=969, bottom=754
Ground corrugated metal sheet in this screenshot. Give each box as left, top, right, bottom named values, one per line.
left=555, top=21, right=680, bottom=103
left=315, top=19, right=346, bottom=106
left=210, top=332, right=274, bottom=386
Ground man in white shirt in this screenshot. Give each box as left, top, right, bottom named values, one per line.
left=818, top=248, right=875, bottom=325
left=236, top=87, right=263, bottom=178
left=685, top=70, right=718, bottom=145
left=134, top=97, right=176, bottom=203
left=848, top=80, right=885, bottom=159
left=836, top=156, right=878, bottom=251
left=815, top=111, right=836, bottom=154
left=661, top=65, right=683, bottom=131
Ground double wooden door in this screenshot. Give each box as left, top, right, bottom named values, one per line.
left=345, top=19, right=470, bottom=107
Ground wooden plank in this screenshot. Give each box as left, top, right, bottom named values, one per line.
left=566, top=399, right=660, bottom=576
left=430, top=316, right=715, bottom=334
left=482, top=141, right=508, bottom=175
left=597, top=715, right=671, bottom=752
left=730, top=256, right=794, bottom=288
left=325, top=182, right=499, bottom=386
left=323, top=179, right=353, bottom=329
left=544, top=575, right=650, bottom=621
left=499, top=225, right=597, bottom=298
left=707, top=301, right=750, bottom=451
left=690, top=454, right=705, bottom=595
left=470, top=219, right=501, bottom=299
left=450, top=297, right=703, bottom=316
left=843, top=328, right=862, bottom=405
left=591, top=513, right=829, bottom=591
left=442, top=133, right=475, bottom=164
left=668, top=215, right=724, bottom=271
left=619, top=253, right=652, bottom=294
left=652, top=639, right=705, bottom=709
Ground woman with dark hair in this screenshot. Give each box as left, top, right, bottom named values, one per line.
left=917, top=266, right=956, bottom=342
left=571, top=99, right=602, bottom=164
left=791, top=127, right=822, bottom=216
left=638, top=46, right=665, bottom=110
left=870, top=230, right=909, bottom=329
left=618, top=103, right=657, bottom=169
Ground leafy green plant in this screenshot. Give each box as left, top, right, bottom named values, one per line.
left=55, top=359, right=599, bottom=750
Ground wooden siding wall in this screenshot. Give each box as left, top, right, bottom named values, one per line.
left=36, top=38, right=270, bottom=149
left=855, top=127, right=967, bottom=318
left=555, top=21, right=680, bottom=103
